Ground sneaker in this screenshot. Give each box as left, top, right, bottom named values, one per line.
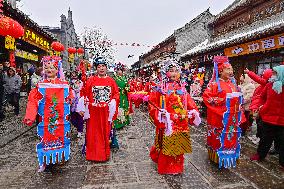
left=38, top=165, right=46, bottom=172
left=250, top=153, right=260, bottom=161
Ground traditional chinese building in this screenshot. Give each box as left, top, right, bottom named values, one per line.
left=181, top=0, right=284, bottom=81
left=0, top=0, right=55, bottom=72
left=137, top=9, right=213, bottom=78
left=42, top=8, right=82, bottom=71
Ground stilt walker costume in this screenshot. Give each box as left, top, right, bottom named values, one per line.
left=113, top=63, right=130, bottom=129
left=149, top=60, right=201, bottom=175
left=203, top=56, right=245, bottom=169
left=23, top=56, right=73, bottom=172
left=83, top=57, right=119, bottom=161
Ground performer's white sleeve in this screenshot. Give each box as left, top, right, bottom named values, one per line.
left=76, top=97, right=85, bottom=113
left=188, top=109, right=201, bottom=126
left=158, top=109, right=173, bottom=136
left=108, top=99, right=117, bottom=122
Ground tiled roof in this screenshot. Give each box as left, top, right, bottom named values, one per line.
left=181, top=12, right=284, bottom=58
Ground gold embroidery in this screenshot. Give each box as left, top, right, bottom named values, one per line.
left=155, top=132, right=192, bottom=156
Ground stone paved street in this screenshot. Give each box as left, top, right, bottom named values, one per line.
left=0, top=102, right=283, bottom=189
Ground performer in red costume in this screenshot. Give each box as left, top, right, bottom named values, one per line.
left=83, top=57, right=119, bottom=162
left=203, top=56, right=245, bottom=168
left=23, top=56, right=73, bottom=172
left=149, top=60, right=201, bottom=175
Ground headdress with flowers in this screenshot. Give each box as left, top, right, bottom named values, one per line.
left=114, top=62, right=126, bottom=72
left=41, top=56, right=65, bottom=80
left=160, top=59, right=181, bottom=82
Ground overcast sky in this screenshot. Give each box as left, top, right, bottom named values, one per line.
left=19, top=0, right=235, bottom=66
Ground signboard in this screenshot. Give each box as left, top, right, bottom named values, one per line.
left=15, top=49, right=39, bottom=61
left=22, top=28, right=50, bottom=52
left=224, top=33, right=284, bottom=57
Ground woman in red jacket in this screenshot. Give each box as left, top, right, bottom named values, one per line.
left=245, top=69, right=273, bottom=138
left=250, top=65, right=284, bottom=171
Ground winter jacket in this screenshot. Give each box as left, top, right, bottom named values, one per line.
left=239, top=74, right=255, bottom=111
left=248, top=70, right=273, bottom=111
left=259, top=83, right=284, bottom=126
left=4, top=74, right=22, bottom=94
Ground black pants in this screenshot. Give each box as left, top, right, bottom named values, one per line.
left=257, top=122, right=284, bottom=166
left=6, top=92, right=20, bottom=115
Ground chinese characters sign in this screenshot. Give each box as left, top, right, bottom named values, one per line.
left=224, top=33, right=284, bottom=57
left=15, top=49, right=39, bottom=61
left=22, top=28, right=50, bottom=52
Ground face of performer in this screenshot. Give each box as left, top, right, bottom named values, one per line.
left=219, top=65, right=233, bottom=81
left=97, top=64, right=107, bottom=77
left=44, top=63, right=58, bottom=79
left=167, top=66, right=179, bottom=81
left=117, top=69, right=123, bottom=76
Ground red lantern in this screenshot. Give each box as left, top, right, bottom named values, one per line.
left=9, top=19, right=24, bottom=38
left=0, top=17, right=24, bottom=38
left=77, top=48, right=84, bottom=54
left=0, top=16, right=12, bottom=36
left=68, top=47, right=77, bottom=54
left=51, top=42, right=65, bottom=52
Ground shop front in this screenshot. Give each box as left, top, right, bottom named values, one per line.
left=1, top=1, right=54, bottom=71
left=225, top=33, right=284, bottom=77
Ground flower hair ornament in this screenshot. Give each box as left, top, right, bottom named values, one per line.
left=114, top=62, right=126, bottom=72
left=41, top=56, right=65, bottom=80
left=160, top=60, right=181, bottom=82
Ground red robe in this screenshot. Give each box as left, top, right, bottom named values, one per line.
left=149, top=82, right=199, bottom=174
left=203, top=80, right=245, bottom=165
left=85, top=76, right=119, bottom=161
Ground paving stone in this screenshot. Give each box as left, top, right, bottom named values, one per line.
left=0, top=103, right=283, bottom=188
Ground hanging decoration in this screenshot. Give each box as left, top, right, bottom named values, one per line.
left=5, top=35, right=15, bottom=50
left=77, top=48, right=84, bottom=58
left=68, top=47, right=76, bottom=63
left=51, top=41, right=65, bottom=56
left=77, top=48, right=84, bottom=54
left=0, top=16, right=24, bottom=39
left=0, top=15, right=24, bottom=68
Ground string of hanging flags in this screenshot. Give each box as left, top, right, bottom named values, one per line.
left=87, top=40, right=161, bottom=49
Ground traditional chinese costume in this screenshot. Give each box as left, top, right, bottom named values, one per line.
left=113, top=74, right=130, bottom=129
left=70, top=78, right=84, bottom=137
left=84, top=75, right=120, bottom=161
left=202, top=56, right=245, bottom=168
left=149, top=60, right=201, bottom=175
left=23, top=56, right=73, bottom=171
